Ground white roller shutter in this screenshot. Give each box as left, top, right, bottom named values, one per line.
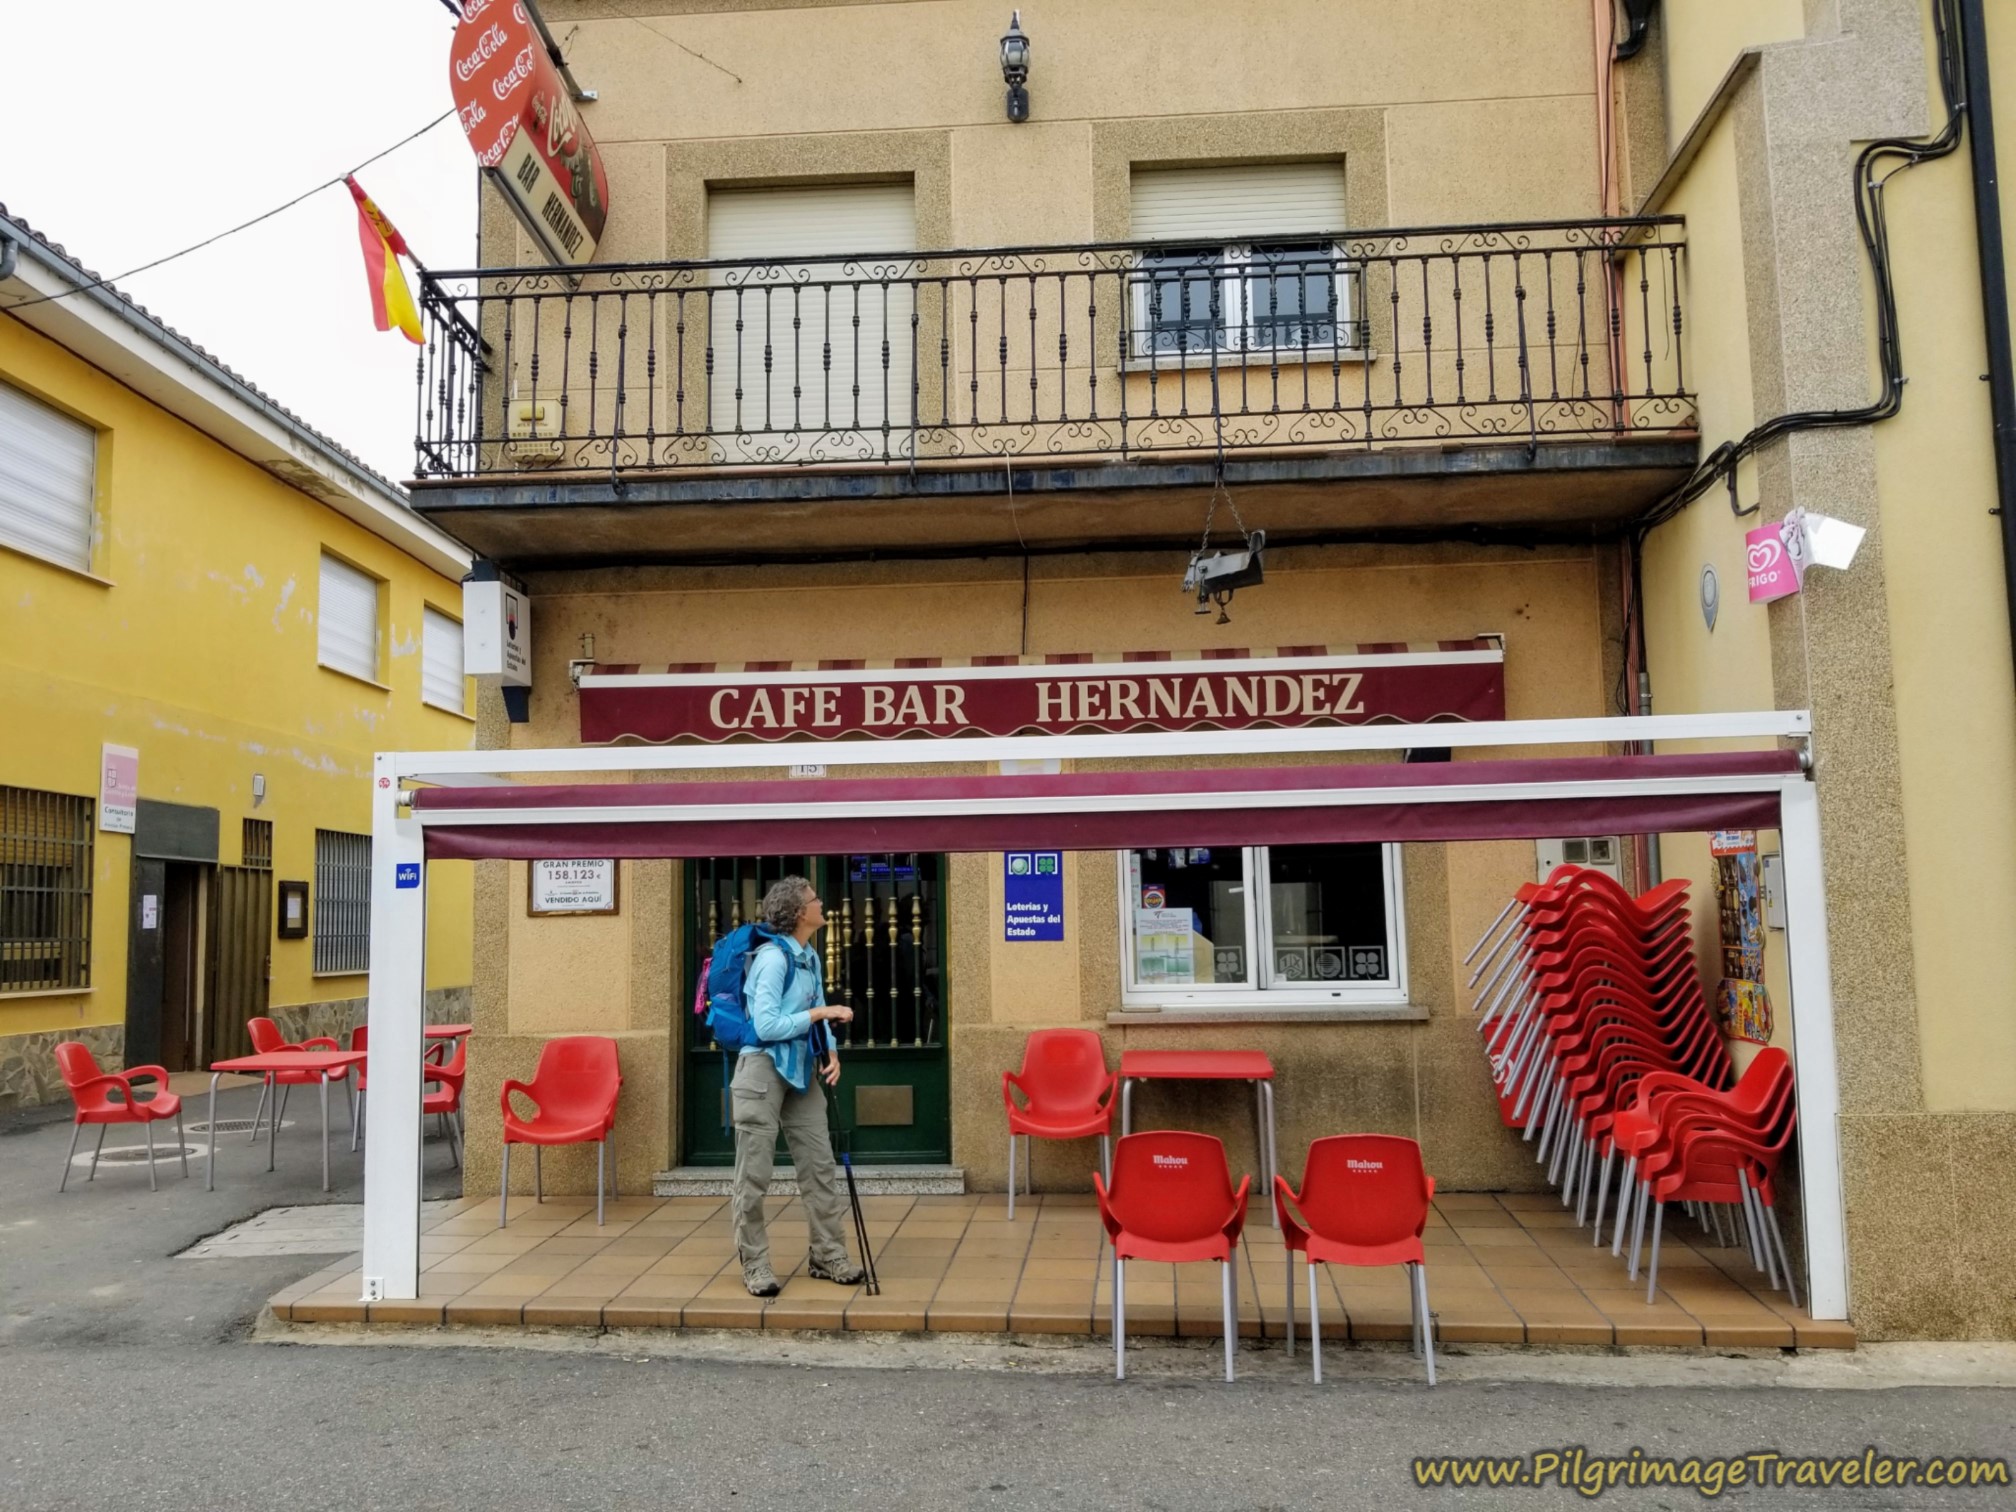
left=318, top=553, right=381, bottom=683
left=0, top=380, right=96, bottom=572
left=707, top=184, right=917, bottom=450
left=1130, top=163, right=1347, bottom=242
left=422, top=607, right=466, bottom=714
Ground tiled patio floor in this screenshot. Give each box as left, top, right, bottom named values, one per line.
left=271, top=1191, right=1853, bottom=1349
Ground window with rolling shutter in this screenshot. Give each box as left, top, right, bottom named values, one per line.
left=1126, top=164, right=1361, bottom=360
left=318, top=553, right=381, bottom=684
left=0, top=380, right=97, bottom=573
left=706, top=184, right=917, bottom=455
left=422, top=607, right=467, bottom=715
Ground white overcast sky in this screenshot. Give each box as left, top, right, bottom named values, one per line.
left=2, top=0, right=477, bottom=484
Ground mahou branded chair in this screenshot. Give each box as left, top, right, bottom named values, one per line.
left=54, top=1042, right=187, bottom=1192
left=1001, top=1028, right=1117, bottom=1218
left=1274, top=1134, right=1438, bottom=1385
left=1094, top=1131, right=1249, bottom=1383
left=499, top=1035, right=622, bottom=1227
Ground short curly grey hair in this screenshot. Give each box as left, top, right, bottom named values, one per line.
left=758, top=875, right=817, bottom=933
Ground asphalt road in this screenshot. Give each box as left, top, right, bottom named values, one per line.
left=4, top=1089, right=2013, bottom=1512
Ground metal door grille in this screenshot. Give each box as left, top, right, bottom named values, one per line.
left=312, top=830, right=371, bottom=974
left=0, top=785, right=94, bottom=992
left=242, top=818, right=273, bottom=871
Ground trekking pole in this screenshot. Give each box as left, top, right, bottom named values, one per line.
left=818, top=1023, right=880, bottom=1295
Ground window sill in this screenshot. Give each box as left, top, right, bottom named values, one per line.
left=1109, top=999, right=1425, bottom=1026
left=1121, top=347, right=1373, bottom=375
left=1, top=539, right=112, bottom=586
left=311, top=970, right=370, bottom=980
left=0, top=985, right=95, bottom=1002
left=319, top=663, right=392, bottom=694
left=422, top=698, right=477, bottom=722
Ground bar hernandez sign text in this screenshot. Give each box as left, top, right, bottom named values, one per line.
left=577, top=646, right=1505, bottom=744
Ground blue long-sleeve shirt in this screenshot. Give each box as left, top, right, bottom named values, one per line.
left=741, top=934, right=827, bottom=1091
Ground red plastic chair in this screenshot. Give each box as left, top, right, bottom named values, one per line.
left=54, top=1042, right=186, bottom=1192
left=1093, top=1131, right=1250, bottom=1382
left=1001, top=1028, right=1117, bottom=1218
left=347, top=1024, right=455, bottom=1150
left=500, top=1036, right=622, bottom=1227
left=246, top=1016, right=353, bottom=1143
left=423, top=1039, right=467, bottom=1170
left=1274, top=1134, right=1438, bottom=1384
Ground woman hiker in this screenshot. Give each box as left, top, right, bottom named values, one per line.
left=732, top=875, right=868, bottom=1297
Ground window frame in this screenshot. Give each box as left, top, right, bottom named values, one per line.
left=311, top=828, right=372, bottom=976
left=0, top=784, right=96, bottom=995
left=1126, top=241, right=1365, bottom=366
left=0, top=378, right=100, bottom=576
left=420, top=603, right=470, bottom=717
left=316, top=550, right=386, bottom=687
left=1118, top=843, right=1407, bottom=1010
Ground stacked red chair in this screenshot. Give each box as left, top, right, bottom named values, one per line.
left=1610, top=1047, right=1799, bottom=1303
left=1464, top=866, right=1794, bottom=1300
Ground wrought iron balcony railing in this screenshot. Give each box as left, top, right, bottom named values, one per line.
left=412, top=217, right=1691, bottom=483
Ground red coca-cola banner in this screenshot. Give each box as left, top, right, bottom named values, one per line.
left=577, top=644, right=1505, bottom=744
left=450, top=0, right=609, bottom=265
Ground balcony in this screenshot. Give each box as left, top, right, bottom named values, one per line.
left=409, top=218, right=1697, bottom=566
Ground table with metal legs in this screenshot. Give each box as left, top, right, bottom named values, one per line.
left=205, top=1050, right=366, bottom=1193
left=1116, top=1049, right=1279, bottom=1227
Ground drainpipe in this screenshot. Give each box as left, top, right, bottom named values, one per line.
left=1957, top=0, right=2016, bottom=694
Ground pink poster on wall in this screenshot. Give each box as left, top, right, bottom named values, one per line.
left=100, top=743, right=137, bottom=834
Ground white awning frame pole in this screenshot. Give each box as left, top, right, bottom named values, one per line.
left=1778, top=779, right=1848, bottom=1320
left=360, top=754, right=429, bottom=1303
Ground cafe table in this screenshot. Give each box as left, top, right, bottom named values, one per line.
left=1116, top=1049, right=1280, bottom=1226
left=205, top=1050, right=366, bottom=1193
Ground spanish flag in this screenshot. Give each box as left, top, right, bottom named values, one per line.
left=345, top=176, right=423, bottom=345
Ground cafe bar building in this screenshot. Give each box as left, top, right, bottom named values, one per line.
left=363, top=0, right=2016, bottom=1341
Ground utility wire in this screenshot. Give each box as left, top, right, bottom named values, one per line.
left=1, top=110, right=456, bottom=311
left=604, top=0, right=744, bottom=83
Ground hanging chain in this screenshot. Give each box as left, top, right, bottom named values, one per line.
left=1197, top=464, right=1252, bottom=556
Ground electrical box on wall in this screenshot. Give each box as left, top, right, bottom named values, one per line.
left=1535, top=836, right=1624, bottom=884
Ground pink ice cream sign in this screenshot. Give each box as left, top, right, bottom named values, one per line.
left=1746, top=520, right=1802, bottom=604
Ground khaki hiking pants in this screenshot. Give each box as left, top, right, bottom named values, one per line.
left=729, top=1053, right=852, bottom=1275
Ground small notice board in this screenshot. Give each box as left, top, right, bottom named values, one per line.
left=1004, top=851, right=1064, bottom=941
left=529, top=859, right=621, bottom=916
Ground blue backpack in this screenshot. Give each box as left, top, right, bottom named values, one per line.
left=698, top=923, right=801, bottom=1053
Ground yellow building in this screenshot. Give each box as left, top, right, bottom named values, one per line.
left=386, top=0, right=2014, bottom=1339
left=0, top=207, right=475, bottom=1106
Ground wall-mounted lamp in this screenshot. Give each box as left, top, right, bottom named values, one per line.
left=251, top=773, right=267, bottom=809
left=1000, top=11, right=1031, bottom=123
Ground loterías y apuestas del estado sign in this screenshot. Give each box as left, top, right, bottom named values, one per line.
left=575, top=643, right=1505, bottom=744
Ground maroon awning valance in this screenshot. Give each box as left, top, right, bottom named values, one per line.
left=412, top=751, right=1801, bottom=862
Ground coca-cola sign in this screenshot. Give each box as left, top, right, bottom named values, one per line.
left=577, top=647, right=1506, bottom=744
left=449, top=1, right=608, bottom=266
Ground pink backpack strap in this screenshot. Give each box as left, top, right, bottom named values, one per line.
left=692, top=957, right=712, bottom=1016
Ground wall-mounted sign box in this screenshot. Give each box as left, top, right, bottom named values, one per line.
left=528, top=858, right=620, bottom=916
left=1004, top=850, right=1064, bottom=941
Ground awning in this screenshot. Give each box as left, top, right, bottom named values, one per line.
left=411, top=750, right=1802, bottom=862
left=576, top=642, right=1506, bottom=744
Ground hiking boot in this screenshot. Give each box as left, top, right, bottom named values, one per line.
left=807, top=1255, right=866, bottom=1285
left=742, top=1262, right=782, bottom=1298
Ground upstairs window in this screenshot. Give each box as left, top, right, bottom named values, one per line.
left=317, top=552, right=382, bottom=684
left=1128, top=164, right=1359, bottom=360
left=422, top=607, right=467, bottom=715
left=0, top=380, right=96, bottom=573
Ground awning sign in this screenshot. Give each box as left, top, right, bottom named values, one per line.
left=578, top=643, right=1505, bottom=744
left=450, top=1, right=608, bottom=266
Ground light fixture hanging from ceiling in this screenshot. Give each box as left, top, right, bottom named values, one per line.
left=1183, top=471, right=1266, bottom=624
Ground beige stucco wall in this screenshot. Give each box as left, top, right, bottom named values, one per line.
left=457, top=541, right=1612, bottom=1204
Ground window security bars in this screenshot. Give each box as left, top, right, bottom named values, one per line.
left=243, top=818, right=273, bottom=872
left=313, top=829, right=371, bottom=975
left=0, top=786, right=94, bottom=993
left=414, top=217, right=1691, bottom=480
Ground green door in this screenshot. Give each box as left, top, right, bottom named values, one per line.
left=682, top=852, right=950, bottom=1166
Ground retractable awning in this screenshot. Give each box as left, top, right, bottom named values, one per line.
left=409, top=750, right=1802, bottom=861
